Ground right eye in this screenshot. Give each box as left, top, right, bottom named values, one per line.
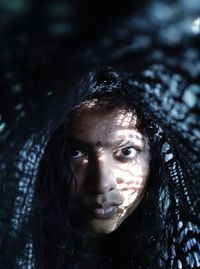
left=69, top=147, right=87, bottom=159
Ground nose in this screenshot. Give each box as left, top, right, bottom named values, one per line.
left=87, top=154, right=117, bottom=194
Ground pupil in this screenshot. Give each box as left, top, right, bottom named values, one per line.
left=70, top=148, right=79, bottom=156
left=122, top=147, right=131, bottom=156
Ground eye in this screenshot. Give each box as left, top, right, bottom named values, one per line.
left=69, top=147, right=87, bottom=159
left=114, top=146, right=138, bottom=160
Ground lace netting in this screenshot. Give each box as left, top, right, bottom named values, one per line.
left=1, top=1, right=200, bottom=269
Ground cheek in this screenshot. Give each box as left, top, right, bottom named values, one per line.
left=115, top=160, right=149, bottom=190
left=115, top=160, right=149, bottom=209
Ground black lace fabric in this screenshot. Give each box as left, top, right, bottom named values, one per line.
left=127, top=66, right=200, bottom=268
left=0, top=1, right=200, bottom=269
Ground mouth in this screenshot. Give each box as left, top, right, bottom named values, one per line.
left=89, top=202, right=120, bottom=220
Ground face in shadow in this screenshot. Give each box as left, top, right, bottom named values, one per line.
left=67, top=101, right=150, bottom=234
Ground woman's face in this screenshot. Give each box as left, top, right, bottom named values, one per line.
left=67, top=103, right=150, bottom=234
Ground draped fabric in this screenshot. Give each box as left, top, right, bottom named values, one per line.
left=0, top=1, right=200, bottom=268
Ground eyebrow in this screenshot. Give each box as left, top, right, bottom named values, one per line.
left=112, top=136, right=145, bottom=149
left=113, top=138, right=143, bottom=147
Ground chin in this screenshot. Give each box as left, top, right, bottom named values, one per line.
left=90, top=226, right=116, bottom=234
left=88, top=219, right=121, bottom=234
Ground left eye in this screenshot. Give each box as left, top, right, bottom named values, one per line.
left=114, top=146, right=138, bottom=159
left=69, top=148, right=86, bottom=159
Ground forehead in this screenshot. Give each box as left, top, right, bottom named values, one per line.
left=68, top=105, right=137, bottom=130
left=69, top=98, right=137, bottom=126
left=67, top=105, right=147, bottom=146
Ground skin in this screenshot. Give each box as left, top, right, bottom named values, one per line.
left=67, top=104, right=150, bottom=234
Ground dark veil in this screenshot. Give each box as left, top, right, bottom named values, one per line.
left=0, top=1, right=200, bottom=268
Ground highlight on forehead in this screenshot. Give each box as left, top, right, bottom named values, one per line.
left=115, top=111, right=137, bottom=127
left=67, top=94, right=151, bottom=136
left=70, top=97, right=137, bottom=119
left=71, top=92, right=137, bottom=112
left=69, top=107, right=138, bottom=132
left=114, top=129, right=147, bottom=147
left=78, top=98, right=99, bottom=110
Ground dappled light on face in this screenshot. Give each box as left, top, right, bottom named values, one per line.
left=82, top=159, right=88, bottom=165
left=82, top=99, right=99, bottom=109
left=67, top=104, right=150, bottom=234
left=114, top=129, right=145, bottom=147
left=113, top=156, right=149, bottom=228
left=71, top=99, right=99, bottom=114
left=114, top=110, right=137, bottom=127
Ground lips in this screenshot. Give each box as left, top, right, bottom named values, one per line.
left=89, top=202, right=120, bottom=219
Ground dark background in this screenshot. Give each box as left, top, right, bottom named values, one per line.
left=0, top=0, right=149, bottom=140
left=0, top=0, right=200, bottom=148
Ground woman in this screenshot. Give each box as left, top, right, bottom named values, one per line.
left=34, top=66, right=200, bottom=269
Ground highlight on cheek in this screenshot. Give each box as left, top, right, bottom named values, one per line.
left=114, top=169, right=147, bottom=212
left=82, top=159, right=88, bottom=165
left=120, top=192, right=140, bottom=209
left=116, top=178, right=146, bottom=191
